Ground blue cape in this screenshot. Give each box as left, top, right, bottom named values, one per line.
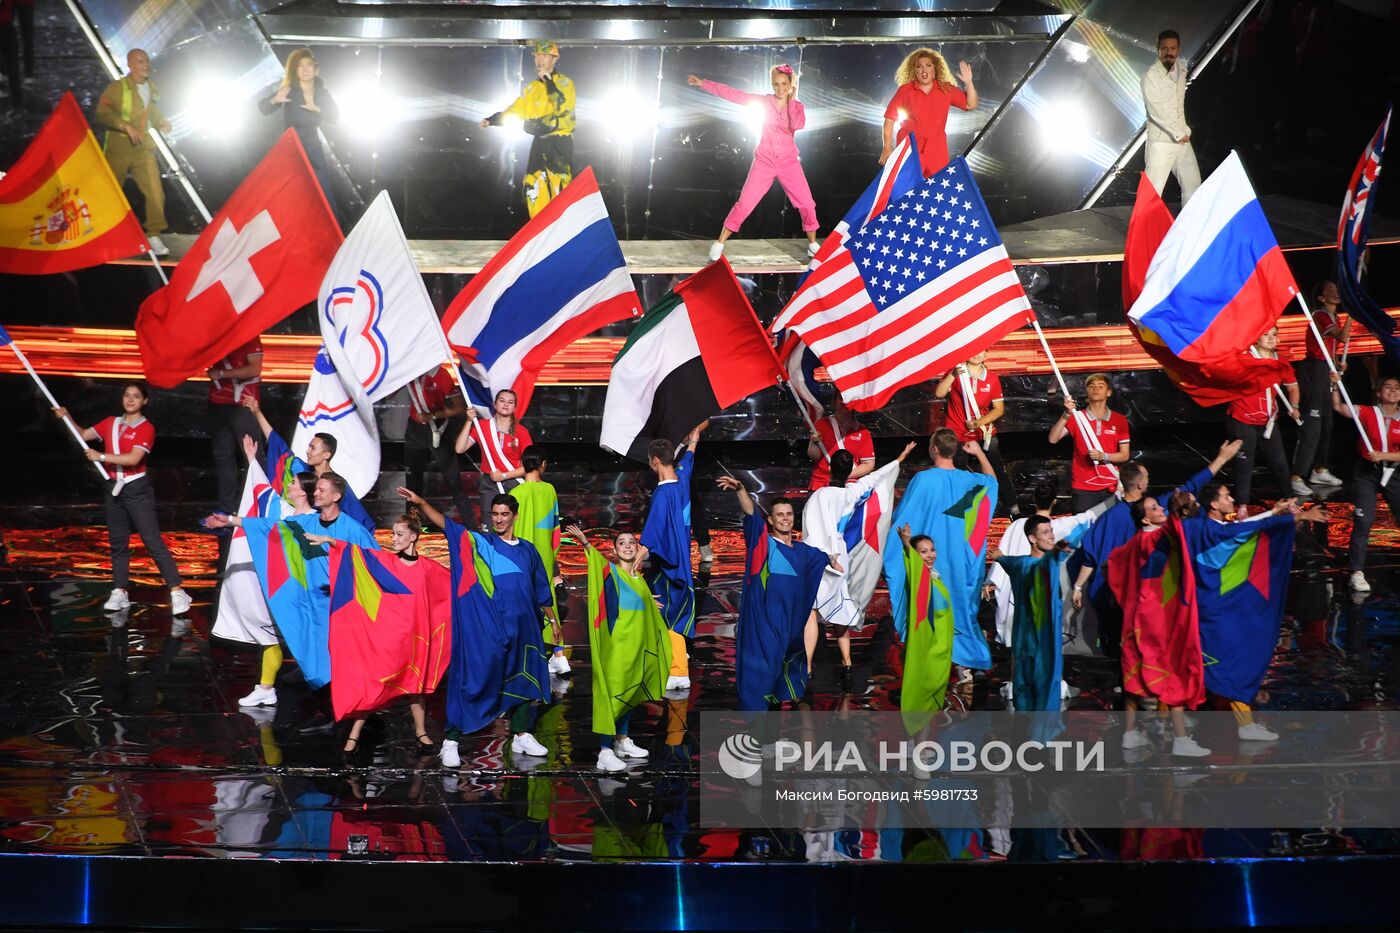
left=641, top=450, right=696, bottom=636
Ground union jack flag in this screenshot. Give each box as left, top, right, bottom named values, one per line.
left=771, top=157, right=1033, bottom=411
left=1336, top=107, right=1399, bottom=360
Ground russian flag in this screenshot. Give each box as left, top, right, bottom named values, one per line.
left=1129, top=152, right=1298, bottom=362
left=440, top=166, right=642, bottom=415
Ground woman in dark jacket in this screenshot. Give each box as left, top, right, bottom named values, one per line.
left=259, top=47, right=341, bottom=221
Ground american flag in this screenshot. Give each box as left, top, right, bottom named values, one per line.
left=1336, top=107, right=1399, bottom=360
left=770, top=158, right=1033, bottom=411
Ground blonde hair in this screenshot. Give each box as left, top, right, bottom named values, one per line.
left=282, top=48, right=317, bottom=87
left=895, top=48, right=957, bottom=89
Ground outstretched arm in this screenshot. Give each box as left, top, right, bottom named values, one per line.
left=397, top=487, right=446, bottom=531
left=962, top=440, right=994, bottom=476
left=716, top=475, right=755, bottom=516
left=241, top=395, right=275, bottom=440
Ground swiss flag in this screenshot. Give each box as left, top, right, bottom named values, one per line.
left=135, top=131, right=342, bottom=388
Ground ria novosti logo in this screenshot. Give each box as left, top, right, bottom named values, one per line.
left=717, top=733, right=763, bottom=781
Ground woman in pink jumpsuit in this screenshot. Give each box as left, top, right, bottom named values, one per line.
left=687, top=64, right=819, bottom=262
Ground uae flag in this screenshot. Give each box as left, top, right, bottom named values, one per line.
left=601, top=258, right=784, bottom=461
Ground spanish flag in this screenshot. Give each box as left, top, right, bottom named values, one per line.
left=0, top=92, right=148, bottom=274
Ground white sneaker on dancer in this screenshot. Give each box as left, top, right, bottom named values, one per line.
left=699, top=544, right=714, bottom=564
left=665, top=675, right=691, bottom=691
left=171, top=588, right=192, bottom=615
left=1290, top=477, right=1314, bottom=496
left=511, top=732, right=548, bottom=757
left=1121, top=729, right=1151, bottom=749
left=238, top=684, right=277, bottom=707
left=614, top=736, right=649, bottom=759
left=104, top=588, right=130, bottom=611
left=1351, top=572, right=1371, bottom=593
left=807, top=241, right=820, bottom=258
left=1309, top=469, right=1343, bottom=487
left=147, top=234, right=169, bottom=257
left=440, top=739, right=461, bottom=768
left=1171, top=735, right=1211, bottom=757
left=548, top=652, right=571, bottom=675
left=1237, top=722, right=1279, bottom=742
left=597, top=748, right=627, bottom=772
left=708, top=241, right=724, bottom=262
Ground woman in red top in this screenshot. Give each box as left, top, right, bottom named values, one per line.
left=1338, top=375, right=1400, bottom=593
left=455, top=388, right=533, bottom=530
left=1291, top=280, right=1351, bottom=494
left=934, top=349, right=1014, bottom=513
left=880, top=48, right=978, bottom=178
left=54, top=383, right=191, bottom=615
left=1225, top=327, right=1300, bottom=516
left=1048, top=373, right=1132, bottom=513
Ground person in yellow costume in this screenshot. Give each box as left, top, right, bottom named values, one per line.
left=95, top=48, right=172, bottom=255
left=480, top=39, right=576, bottom=218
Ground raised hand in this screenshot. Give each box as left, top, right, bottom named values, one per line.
left=897, top=522, right=913, bottom=544
left=242, top=434, right=258, bottom=462
left=686, top=75, right=703, bottom=87
left=716, top=475, right=743, bottom=492
left=897, top=441, right=917, bottom=462
left=563, top=523, right=587, bottom=546
left=957, top=60, right=973, bottom=84
left=1219, top=438, right=1244, bottom=459
left=396, top=486, right=425, bottom=506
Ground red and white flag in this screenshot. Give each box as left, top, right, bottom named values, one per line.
left=135, top=130, right=342, bottom=388
left=770, top=157, right=1032, bottom=412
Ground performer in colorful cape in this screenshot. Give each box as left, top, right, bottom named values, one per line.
left=687, top=64, right=820, bottom=262
left=242, top=394, right=375, bottom=534
left=455, top=390, right=532, bottom=529
left=716, top=475, right=834, bottom=710
left=884, top=428, right=997, bottom=678
left=641, top=425, right=704, bottom=692
left=802, top=442, right=915, bottom=692
left=990, top=516, right=1071, bottom=712
left=397, top=487, right=517, bottom=769
left=1067, top=440, right=1240, bottom=657
left=479, top=39, right=576, bottom=218
left=1338, top=375, right=1400, bottom=594
left=896, top=524, right=955, bottom=718
left=316, top=512, right=451, bottom=760
left=567, top=523, right=671, bottom=773
left=1178, top=482, right=1322, bottom=741
left=1107, top=493, right=1210, bottom=757
left=509, top=445, right=570, bottom=675
left=221, top=434, right=318, bottom=709
left=202, top=472, right=378, bottom=691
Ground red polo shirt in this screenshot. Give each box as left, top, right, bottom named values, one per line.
left=1065, top=410, right=1129, bottom=491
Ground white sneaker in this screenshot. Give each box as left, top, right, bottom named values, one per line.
left=665, top=675, right=691, bottom=691
left=615, top=736, right=649, bottom=759
left=440, top=739, right=461, bottom=768
left=1351, top=571, right=1372, bottom=593
left=511, top=732, right=548, bottom=758
left=699, top=544, right=714, bottom=564
left=1309, top=469, right=1344, bottom=487
left=104, top=588, right=130, bottom=611
left=1290, top=477, right=1314, bottom=496
left=1238, top=722, right=1279, bottom=742
left=238, top=684, right=277, bottom=708
left=708, top=241, right=724, bottom=262
left=1171, top=735, right=1211, bottom=757
left=170, top=588, right=192, bottom=616
left=548, top=652, right=571, bottom=675
left=147, top=234, right=169, bottom=256
left=1121, top=729, right=1151, bottom=749
left=956, top=666, right=974, bottom=684
left=806, top=241, right=820, bottom=257
left=597, top=748, right=627, bottom=772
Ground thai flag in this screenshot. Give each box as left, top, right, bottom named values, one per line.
left=440, top=167, right=641, bottom=415
left=1336, top=108, right=1399, bottom=359
left=1129, top=151, right=1298, bottom=363
left=841, top=486, right=884, bottom=555
left=0, top=324, right=11, bottom=346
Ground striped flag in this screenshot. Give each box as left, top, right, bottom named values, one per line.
left=440, top=166, right=641, bottom=415
left=771, top=158, right=1033, bottom=412
left=808, top=133, right=922, bottom=270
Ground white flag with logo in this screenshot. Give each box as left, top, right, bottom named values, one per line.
left=291, top=347, right=381, bottom=497
left=318, top=190, right=453, bottom=407
left=211, top=457, right=284, bottom=647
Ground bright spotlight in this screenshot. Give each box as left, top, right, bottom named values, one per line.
left=743, top=100, right=766, bottom=135
left=189, top=77, right=246, bottom=137
left=596, top=89, right=659, bottom=144
left=1063, top=41, right=1091, bottom=64
left=339, top=80, right=395, bottom=131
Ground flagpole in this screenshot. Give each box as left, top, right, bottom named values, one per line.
left=443, top=360, right=506, bottom=494
left=784, top=380, right=832, bottom=461
left=956, top=365, right=992, bottom=445
left=146, top=249, right=169, bottom=286
left=3, top=332, right=109, bottom=481
left=1030, top=319, right=1120, bottom=480
left=1298, top=294, right=1392, bottom=485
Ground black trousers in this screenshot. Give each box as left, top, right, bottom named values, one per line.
left=405, top=416, right=473, bottom=523
left=1292, top=358, right=1334, bottom=476
left=952, top=435, right=1015, bottom=514
left=1349, top=466, right=1400, bottom=573
left=1071, top=487, right=1116, bottom=514
left=478, top=474, right=522, bottom=530
left=0, top=20, right=20, bottom=109
left=16, top=0, right=31, bottom=76
left=104, top=479, right=181, bottom=589
left=209, top=402, right=262, bottom=514
left=1226, top=416, right=1290, bottom=505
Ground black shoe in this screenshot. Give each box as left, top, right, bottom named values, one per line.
left=839, top=665, right=854, bottom=694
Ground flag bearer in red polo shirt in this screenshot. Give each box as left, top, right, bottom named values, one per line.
left=206, top=336, right=264, bottom=515
left=455, top=389, right=533, bottom=531
left=1048, top=373, right=1132, bottom=513
left=935, top=349, right=1015, bottom=514
left=405, top=365, right=472, bottom=523
left=1339, top=375, right=1400, bottom=594
left=1290, top=280, right=1350, bottom=495
left=806, top=394, right=875, bottom=492
left=54, top=383, right=192, bottom=615
left=1226, top=327, right=1299, bottom=516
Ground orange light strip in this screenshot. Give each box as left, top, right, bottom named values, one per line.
left=1, top=313, right=1394, bottom=385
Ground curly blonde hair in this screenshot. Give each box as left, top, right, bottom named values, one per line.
left=895, top=48, right=957, bottom=89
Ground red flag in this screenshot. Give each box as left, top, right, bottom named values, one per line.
left=1106, top=518, right=1205, bottom=710
left=134, top=130, right=341, bottom=388
left=1121, top=172, right=1291, bottom=406
left=0, top=92, right=148, bottom=274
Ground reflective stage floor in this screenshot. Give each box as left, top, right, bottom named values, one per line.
left=3, top=452, right=1400, bottom=930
